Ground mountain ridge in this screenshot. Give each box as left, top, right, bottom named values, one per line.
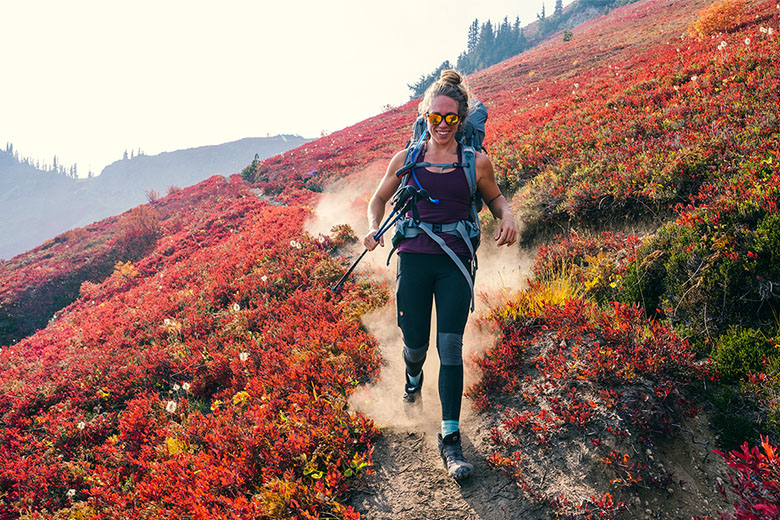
left=0, top=135, right=310, bottom=260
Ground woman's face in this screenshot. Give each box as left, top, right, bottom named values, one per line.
left=427, top=95, right=460, bottom=147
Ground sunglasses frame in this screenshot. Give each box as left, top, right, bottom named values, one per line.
left=426, top=112, right=460, bottom=127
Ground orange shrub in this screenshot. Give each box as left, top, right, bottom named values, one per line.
left=688, top=0, right=746, bottom=40
left=121, top=205, right=160, bottom=242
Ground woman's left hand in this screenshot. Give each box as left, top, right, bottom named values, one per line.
left=494, top=215, right=517, bottom=247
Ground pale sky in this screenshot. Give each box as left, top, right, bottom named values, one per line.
left=1, top=1, right=573, bottom=176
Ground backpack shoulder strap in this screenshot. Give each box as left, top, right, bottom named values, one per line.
left=461, top=145, right=478, bottom=199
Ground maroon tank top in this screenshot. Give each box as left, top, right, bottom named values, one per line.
left=396, top=151, right=472, bottom=256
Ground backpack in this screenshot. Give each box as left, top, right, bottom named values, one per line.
left=388, top=100, right=489, bottom=311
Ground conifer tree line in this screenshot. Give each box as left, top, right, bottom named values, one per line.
left=408, top=14, right=530, bottom=99
left=3, top=142, right=89, bottom=178
left=3, top=142, right=146, bottom=178
left=408, top=0, right=636, bottom=98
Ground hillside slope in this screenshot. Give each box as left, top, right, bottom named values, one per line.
left=1, top=0, right=779, bottom=518
left=0, top=176, right=385, bottom=518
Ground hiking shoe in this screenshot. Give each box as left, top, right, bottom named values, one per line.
left=438, top=431, right=473, bottom=480
left=403, top=370, right=423, bottom=403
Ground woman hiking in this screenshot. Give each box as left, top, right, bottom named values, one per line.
left=363, top=69, right=517, bottom=479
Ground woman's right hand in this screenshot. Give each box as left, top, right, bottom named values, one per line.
left=363, top=230, right=384, bottom=251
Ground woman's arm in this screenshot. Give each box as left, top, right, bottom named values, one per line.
left=363, top=150, right=406, bottom=250
left=475, top=152, right=517, bottom=247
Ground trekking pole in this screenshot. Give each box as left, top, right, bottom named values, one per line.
left=330, top=186, right=420, bottom=293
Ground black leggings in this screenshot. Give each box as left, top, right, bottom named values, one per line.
left=396, top=252, right=472, bottom=421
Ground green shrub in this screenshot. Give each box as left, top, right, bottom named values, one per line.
left=618, top=189, right=780, bottom=350
left=620, top=240, right=668, bottom=317
left=713, top=328, right=776, bottom=383
left=711, top=386, right=760, bottom=449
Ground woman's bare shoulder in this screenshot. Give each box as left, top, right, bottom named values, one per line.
left=473, top=150, right=494, bottom=174
left=387, top=148, right=409, bottom=171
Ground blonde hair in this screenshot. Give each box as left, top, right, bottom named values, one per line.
left=418, top=69, right=471, bottom=123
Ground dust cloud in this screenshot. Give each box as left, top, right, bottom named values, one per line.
left=306, top=172, right=535, bottom=431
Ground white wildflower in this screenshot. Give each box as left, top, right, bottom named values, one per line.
left=574, top=82, right=579, bottom=88
left=173, top=383, right=181, bottom=391
left=290, top=240, right=297, bottom=247
left=691, top=75, right=698, bottom=81
left=318, top=235, right=325, bottom=244
left=164, top=318, right=171, bottom=326
left=182, top=382, right=191, bottom=392
left=66, top=489, right=76, bottom=498
left=674, top=85, right=680, bottom=91
left=745, top=37, right=751, bottom=45
left=77, top=421, right=85, bottom=430
left=166, top=401, right=177, bottom=413
left=261, top=275, right=268, bottom=282
left=760, top=26, right=767, bottom=33
left=769, top=28, right=774, bottom=36
left=239, top=352, right=249, bottom=362
left=232, top=303, right=241, bottom=312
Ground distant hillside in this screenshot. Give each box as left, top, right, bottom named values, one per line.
left=0, top=135, right=310, bottom=260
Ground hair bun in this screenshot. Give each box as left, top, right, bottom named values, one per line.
left=439, top=69, right=462, bottom=86
left=418, top=68, right=470, bottom=121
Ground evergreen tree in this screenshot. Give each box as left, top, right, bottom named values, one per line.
left=475, top=20, right=495, bottom=69
left=555, top=0, right=563, bottom=17
left=496, top=17, right=511, bottom=61
left=513, top=17, right=525, bottom=56
left=467, top=19, right=479, bottom=53
left=538, top=3, right=546, bottom=20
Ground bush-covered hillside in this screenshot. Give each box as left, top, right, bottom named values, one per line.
left=2, top=0, right=779, bottom=518
left=0, top=177, right=386, bottom=518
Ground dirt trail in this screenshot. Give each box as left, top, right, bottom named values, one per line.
left=348, top=417, right=545, bottom=520
left=348, top=411, right=728, bottom=520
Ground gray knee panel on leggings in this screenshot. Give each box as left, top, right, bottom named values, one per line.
left=403, top=344, right=428, bottom=364
left=438, top=332, right=463, bottom=366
